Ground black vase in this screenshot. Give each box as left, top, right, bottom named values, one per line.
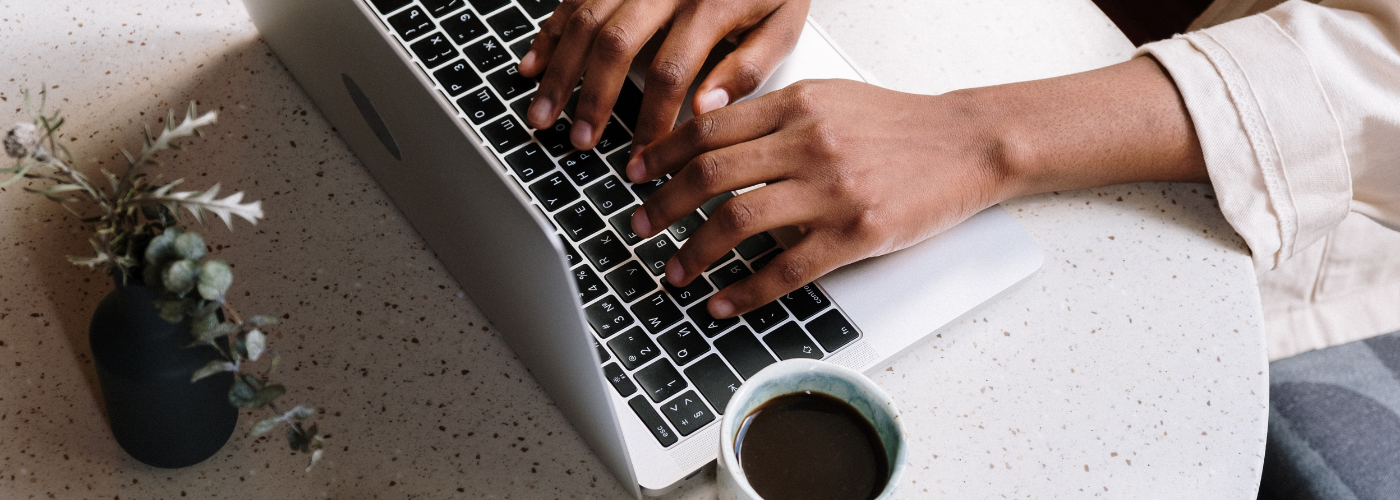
left=88, top=276, right=239, bottom=468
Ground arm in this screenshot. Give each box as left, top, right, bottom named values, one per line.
left=630, top=57, right=1208, bottom=318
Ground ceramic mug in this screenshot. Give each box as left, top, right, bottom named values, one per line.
left=717, top=358, right=907, bottom=500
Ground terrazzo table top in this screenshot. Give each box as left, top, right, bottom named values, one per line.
left=0, top=0, right=1267, bottom=498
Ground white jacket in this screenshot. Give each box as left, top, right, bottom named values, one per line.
left=1139, top=0, right=1400, bottom=360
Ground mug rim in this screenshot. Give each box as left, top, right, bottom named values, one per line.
left=718, top=358, right=907, bottom=500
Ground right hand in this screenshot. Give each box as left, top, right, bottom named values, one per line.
left=516, top=0, right=811, bottom=152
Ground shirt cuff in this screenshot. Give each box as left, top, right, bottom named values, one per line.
left=1137, top=13, right=1352, bottom=270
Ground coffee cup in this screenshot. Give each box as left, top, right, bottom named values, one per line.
left=717, top=358, right=907, bottom=500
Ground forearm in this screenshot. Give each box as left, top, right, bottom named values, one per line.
left=967, top=56, right=1208, bottom=199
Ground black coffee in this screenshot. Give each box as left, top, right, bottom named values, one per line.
left=734, top=391, right=889, bottom=500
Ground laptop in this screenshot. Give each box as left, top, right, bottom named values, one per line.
left=241, top=0, right=1043, bottom=495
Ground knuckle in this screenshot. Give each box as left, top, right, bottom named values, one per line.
left=785, top=81, right=822, bottom=116
left=773, top=256, right=808, bottom=288
left=809, top=122, right=843, bottom=158
left=648, top=59, right=689, bottom=93
left=732, top=59, right=766, bottom=93
left=688, top=114, right=720, bottom=148
left=566, top=7, right=603, bottom=35
left=595, top=24, right=633, bottom=60
left=715, top=200, right=757, bottom=234
left=690, top=152, right=726, bottom=192
left=849, top=209, right=887, bottom=241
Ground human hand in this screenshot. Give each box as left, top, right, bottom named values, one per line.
left=625, top=79, right=1017, bottom=318
left=516, top=0, right=811, bottom=151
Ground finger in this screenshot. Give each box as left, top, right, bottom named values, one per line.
left=625, top=92, right=785, bottom=183
left=517, top=0, right=583, bottom=77
left=632, top=134, right=790, bottom=239
left=628, top=14, right=731, bottom=150
left=663, top=181, right=814, bottom=287
left=569, top=2, right=675, bottom=149
left=708, top=230, right=855, bottom=318
left=693, top=3, right=806, bottom=115
left=525, top=0, right=625, bottom=130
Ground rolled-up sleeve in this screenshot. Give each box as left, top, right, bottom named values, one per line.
left=1137, top=0, right=1400, bottom=270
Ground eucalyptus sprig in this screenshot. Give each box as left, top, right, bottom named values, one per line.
left=4, top=88, right=325, bottom=471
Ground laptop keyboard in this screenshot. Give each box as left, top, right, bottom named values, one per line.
left=366, top=0, right=862, bottom=448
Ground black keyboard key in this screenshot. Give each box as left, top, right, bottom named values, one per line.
left=595, top=116, right=632, bottom=153
left=662, top=274, right=712, bottom=308
left=529, top=172, right=578, bottom=212
left=807, top=310, right=859, bottom=353
left=533, top=119, right=573, bottom=157
left=433, top=60, right=483, bottom=96
left=467, top=0, right=510, bottom=15
left=660, top=391, right=715, bottom=436
left=518, top=0, right=560, bottom=19
left=609, top=206, right=643, bottom=246
left=410, top=32, right=459, bottom=68
left=585, top=295, right=634, bottom=338
left=714, top=327, right=775, bottom=380
left=486, top=65, right=537, bottom=102
left=689, top=302, right=740, bottom=338
left=742, top=301, right=789, bottom=333
left=480, top=115, right=531, bottom=152
left=708, top=251, right=734, bottom=271
left=700, top=191, right=734, bottom=217
left=656, top=322, right=710, bottom=366
left=420, top=0, right=464, bottom=18
left=580, top=230, right=629, bottom=272
left=684, top=355, right=742, bottom=414
left=593, top=336, right=611, bottom=362
left=607, top=327, right=660, bottom=370
left=559, top=236, right=581, bottom=268
left=388, top=6, right=435, bottom=41
left=510, top=34, right=535, bottom=59
left=457, top=87, right=505, bottom=124
left=605, top=261, right=657, bottom=303
left=571, top=264, right=606, bottom=304
left=750, top=249, right=781, bottom=271
left=735, top=232, right=777, bottom=260
left=560, top=150, right=609, bottom=187
left=628, top=396, right=676, bottom=447
left=630, top=291, right=683, bottom=334
left=780, top=283, right=830, bottom=321
left=635, top=235, right=678, bottom=276
left=631, top=176, right=666, bottom=201
left=487, top=6, right=533, bottom=42
left=603, top=362, right=636, bottom=397
left=583, top=175, right=636, bottom=216
left=635, top=359, right=687, bottom=403
left=605, top=147, right=632, bottom=178
left=614, top=78, right=644, bottom=131
left=709, top=260, right=751, bottom=290
left=504, top=143, right=553, bottom=183
left=441, top=9, right=488, bottom=45
left=763, top=322, right=823, bottom=360
left=555, top=201, right=606, bottom=241
left=370, top=0, right=412, bottom=15
left=464, top=35, right=510, bottom=72
left=667, top=210, right=704, bottom=241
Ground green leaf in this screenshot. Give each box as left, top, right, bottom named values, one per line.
left=162, top=259, right=200, bottom=295
left=289, top=405, right=316, bottom=420
left=143, top=228, right=182, bottom=269
left=245, top=329, right=266, bottom=362
left=173, top=232, right=206, bottom=260
left=246, top=315, right=279, bottom=327
left=191, top=360, right=236, bottom=382
left=190, top=312, right=219, bottom=338
left=286, top=425, right=305, bottom=451
left=251, top=415, right=284, bottom=437
left=191, top=322, right=238, bottom=345
left=228, top=375, right=258, bottom=407
left=197, top=260, right=232, bottom=301
left=246, top=383, right=286, bottom=409
left=157, top=298, right=194, bottom=323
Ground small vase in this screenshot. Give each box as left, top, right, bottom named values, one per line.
left=88, top=275, right=238, bottom=468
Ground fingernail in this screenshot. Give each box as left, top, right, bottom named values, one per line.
left=519, top=51, right=536, bottom=71
left=711, top=299, right=734, bottom=318
left=665, top=258, right=685, bottom=286
left=570, top=120, right=594, bottom=149
left=528, top=96, right=554, bottom=127
left=626, top=156, right=646, bottom=183
left=696, top=88, right=729, bottom=114
left=632, top=208, right=652, bottom=236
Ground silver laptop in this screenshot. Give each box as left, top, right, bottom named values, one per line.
left=242, top=0, right=1043, bottom=495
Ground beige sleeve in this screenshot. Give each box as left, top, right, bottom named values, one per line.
left=1136, top=0, right=1400, bottom=271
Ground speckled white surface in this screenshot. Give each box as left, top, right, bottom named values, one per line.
left=0, top=0, right=1267, bottom=498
